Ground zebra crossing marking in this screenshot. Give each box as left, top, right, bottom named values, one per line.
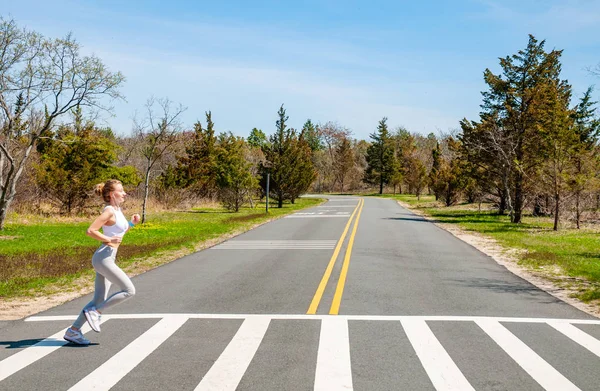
left=314, top=317, right=353, bottom=391
left=475, top=319, right=580, bottom=391
left=402, top=319, right=475, bottom=391
left=3, top=314, right=600, bottom=391
left=24, top=314, right=600, bottom=324
left=69, top=316, right=188, bottom=391
left=548, top=321, right=600, bottom=358
left=195, top=317, right=270, bottom=391
left=0, top=323, right=95, bottom=382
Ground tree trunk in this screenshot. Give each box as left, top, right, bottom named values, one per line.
left=142, top=168, right=150, bottom=223
left=499, top=189, right=507, bottom=215
left=575, top=191, right=581, bottom=229
left=532, top=195, right=543, bottom=216
left=553, top=192, right=559, bottom=231
left=379, top=175, right=384, bottom=194
left=513, top=171, right=523, bottom=223
left=0, top=143, right=35, bottom=230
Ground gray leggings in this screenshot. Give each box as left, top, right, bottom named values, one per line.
left=72, top=245, right=136, bottom=329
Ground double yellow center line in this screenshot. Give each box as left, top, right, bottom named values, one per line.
left=307, top=198, right=364, bottom=315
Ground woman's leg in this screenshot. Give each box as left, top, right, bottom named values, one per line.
left=93, top=249, right=135, bottom=312
left=71, top=271, right=109, bottom=329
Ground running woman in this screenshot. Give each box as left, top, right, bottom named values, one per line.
left=63, top=179, right=140, bottom=345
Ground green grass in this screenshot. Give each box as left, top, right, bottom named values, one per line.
left=377, top=194, right=600, bottom=303
left=0, top=198, right=323, bottom=298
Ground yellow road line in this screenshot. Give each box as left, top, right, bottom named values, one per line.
left=306, top=198, right=362, bottom=314
left=329, top=198, right=364, bottom=315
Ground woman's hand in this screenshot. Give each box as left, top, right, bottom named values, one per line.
left=109, top=236, right=122, bottom=245
left=131, top=214, right=141, bottom=225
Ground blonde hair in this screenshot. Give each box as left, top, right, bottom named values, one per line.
left=94, top=179, right=122, bottom=203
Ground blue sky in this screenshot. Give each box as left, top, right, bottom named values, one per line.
left=3, top=0, right=599, bottom=140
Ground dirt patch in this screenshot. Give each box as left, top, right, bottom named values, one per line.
left=0, top=216, right=285, bottom=320
left=397, top=200, right=600, bottom=319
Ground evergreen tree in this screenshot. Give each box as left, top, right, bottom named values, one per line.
left=288, top=129, right=316, bottom=203
left=570, top=87, right=600, bottom=228
left=262, top=105, right=293, bottom=208
left=480, top=35, right=566, bottom=223
left=302, top=119, right=323, bottom=152
left=35, top=108, right=139, bottom=214
left=261, top=105, right=315, bottom=206
left=172, top=111, right=218, bottom=196
left=537, top=79, right=576, bottom=230
left=429, top=142, right=442, bottom=200
left=365, top=117, right=394, bottom=194
left=215, top=133, right=258, bottom=211
left=248, top=128, right=268, bottom=149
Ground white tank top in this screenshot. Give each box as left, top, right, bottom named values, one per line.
left=102, top=206, right=129, bottom=238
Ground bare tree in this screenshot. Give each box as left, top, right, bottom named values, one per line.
left=317, top=121, right=351, bottom=191
left=133, top=97, right=186, bottom=223
left=0, top=17, right=124, bottom=229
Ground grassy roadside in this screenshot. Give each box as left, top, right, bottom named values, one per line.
left=0, top=198, right=324, bottom=299
left=370, top=193, right=600, bottom=306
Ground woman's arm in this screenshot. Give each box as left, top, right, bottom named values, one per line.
left=86, top=208, right=121, bottom=245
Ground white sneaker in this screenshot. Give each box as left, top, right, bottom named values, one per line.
left=84, top=307, right=102, bottom=332
left=63, top=327, right=90, bottom=345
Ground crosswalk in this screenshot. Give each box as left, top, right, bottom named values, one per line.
left=1, top=314, right=600, bottom=390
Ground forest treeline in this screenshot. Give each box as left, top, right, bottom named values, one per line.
left=1, top=17, right=599, bottom=231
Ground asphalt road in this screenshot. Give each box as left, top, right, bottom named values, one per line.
left=1, top=196, right=599, bottom=390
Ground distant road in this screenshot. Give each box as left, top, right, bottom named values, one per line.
left=1, top=196, right=599, bottom=390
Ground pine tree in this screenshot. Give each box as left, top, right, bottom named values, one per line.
left=537, top=79, right=576, bottom=230
left=429, top=142, right=442, bottom=200
left=214, top=133, right=258, bottom=211
left=365, top=117, right=394, bottom=194
left=172, top=111, right=217, bottom=196
left=480, top=35, right=565, bottom=223
left=571, top=87, right=600, bottom=228
left=248, top=128, right=268, bottom=149
left=288, top=130, right=316, bottom=203
left=302, top=119, right=323, bottom=152
left=35, top=108, right=138, bottom=214
left=263, top=105, right=292, bottom=208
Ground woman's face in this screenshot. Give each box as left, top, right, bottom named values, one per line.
left=110, top=184, right=127, bottom=205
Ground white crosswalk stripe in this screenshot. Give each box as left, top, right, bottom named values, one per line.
left=69, top=316, right=188, bottom=391
left=476, top=319, right=580, bottom=391
left=314, top=317, right=353, bottom=391
left=402, top=319, right=475, bottom=391
left=2, top=314, right=599, bottom=390
left=0, top=323, right=97, bottom=381
left=548, top=321, right=600, bottom=358
left=195, top=317, right=270, bottom=391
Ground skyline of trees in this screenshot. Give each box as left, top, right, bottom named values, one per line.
left=2, top=16, right=600, bottom=232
